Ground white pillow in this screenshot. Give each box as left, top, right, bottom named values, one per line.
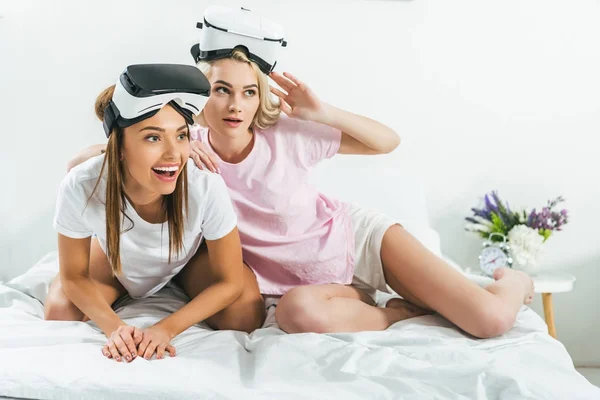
left=5, top=251, right=59, bottom=304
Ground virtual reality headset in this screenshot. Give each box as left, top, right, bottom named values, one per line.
left=103, top=64, right=211, bottom=138
left=190, top=6, right=287, bottom=74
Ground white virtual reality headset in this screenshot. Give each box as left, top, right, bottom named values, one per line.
left=104, top=64, right=211, bottom=137
left=190, top=6, right=287, bottom=74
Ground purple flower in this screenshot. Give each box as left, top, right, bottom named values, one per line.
left=468, top=192, right=569, bottom=238
left=528, top=209, right=535, bottom=226
left=471, top=207, right=491, bottom=220
left=526, top=197, right=569, bottom=232
left=484, top=194, right=494, bottom=211
left=491, top=191, right=514, bottom=226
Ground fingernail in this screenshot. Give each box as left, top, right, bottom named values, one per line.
left=125, top=355, right=131, bottom=361
left=132, top=352, right=136, bottom=358
left=115, top=356, right=120, bottom=361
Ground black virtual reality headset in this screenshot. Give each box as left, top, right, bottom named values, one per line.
left=103, top=64, right=211, bottom=138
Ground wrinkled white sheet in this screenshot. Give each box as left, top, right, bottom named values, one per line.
left=1, top=254, right=598, bottom=400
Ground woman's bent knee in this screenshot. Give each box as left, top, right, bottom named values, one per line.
left=468, top=306, right=516, bottom=339
left=44, top=276, right=84, bottom=321
left=209, top=293, right=266, bottom=333
left=44, top=296, right=84, bottom=321
left=214, top=308, right=264, bottom=333
left=276, top=287, right=329, bottom=334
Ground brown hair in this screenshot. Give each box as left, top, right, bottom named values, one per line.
left=197, top=48, right=281, bottom=129
left=90, top=86, right=189, bottom=276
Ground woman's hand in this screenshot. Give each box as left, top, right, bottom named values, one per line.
left=101, top=325, right=143, bottom=362
left=190, top=140, right=220, bottom=174
left=136, top=325, right=177, bottom=360
left=269, top=72, right=327, bottom=123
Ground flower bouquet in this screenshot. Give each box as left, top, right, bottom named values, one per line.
left=465, top=191, right=569, bottom=273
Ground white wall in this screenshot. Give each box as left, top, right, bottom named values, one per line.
left=1, top=0, right=599, bottom=365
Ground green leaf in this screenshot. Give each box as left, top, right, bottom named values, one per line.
left=539, top=229, right=552, bottom=242
left=489, top=212, right=508, bottom=239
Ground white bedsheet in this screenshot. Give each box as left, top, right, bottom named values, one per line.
left=1, top=254, right=599, bottom=400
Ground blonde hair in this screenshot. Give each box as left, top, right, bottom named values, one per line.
left=197, top=48, right=281, bottom=129
left=90, top=86, right=189, bottom=276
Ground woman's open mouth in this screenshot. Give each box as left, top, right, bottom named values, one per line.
left=223, top=118, right=243, bottom=128
left=152, top=165, right=179, bottom=182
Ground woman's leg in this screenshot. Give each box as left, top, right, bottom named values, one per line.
left=275, top=205, right=433, bottom=334
left=44, top=237, right=126, bottom=321
left=275, top=225, right=533, bottom=336
left=275, top=284, right=430, bottom=334
left=379, top=225, right=534, bottom=338
left=174, top=243, right=265, bottom=333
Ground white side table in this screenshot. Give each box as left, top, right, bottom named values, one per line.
left=532, top=273, right=576, bottom=339
left=464, top=269, right=576, bottom=339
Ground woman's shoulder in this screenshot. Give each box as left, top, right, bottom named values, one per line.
left=256, top=115, right=315, bottom=148
left=186, top=159, right=227, bottom=194
left=56, top=155, right=105, bottom=207
left=258, top=114, right=298, bottom=134
left=62, top=155, right=105, bottom=189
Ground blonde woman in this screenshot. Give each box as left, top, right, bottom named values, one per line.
left=45, top=64, right=264, bottom=363
left=73, top=52, right=534, bottom=338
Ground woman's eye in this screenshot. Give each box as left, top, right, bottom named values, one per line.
left=177, top=133, right=189, bottom=140
left=146, top=135, right=159, bottom=142
left=215, top=87, right=229, bottom=94
left=244, top=89, right=256, bottom=97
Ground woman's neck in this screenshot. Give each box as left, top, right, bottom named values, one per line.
left=123, top=175, right=165, bottom=223
left=208, top=128, right=254, bottom=164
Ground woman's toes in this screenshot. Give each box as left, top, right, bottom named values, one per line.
left=493, top=267, right=507, bottom=280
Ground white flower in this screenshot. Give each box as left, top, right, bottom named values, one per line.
left=465, top=223, right=491, bottom=233
left=518, top=208, right=530, bottom=224
left=508, top=225, right=544, bottom=266
left=473, top=216, right=494, bottom=227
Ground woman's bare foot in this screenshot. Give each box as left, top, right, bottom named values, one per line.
left=493, top=268, right=535, bottom=304
left=385, top=297, right=434, bottom=320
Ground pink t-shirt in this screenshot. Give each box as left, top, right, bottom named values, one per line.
left=191, top=116, right=355, bottom=295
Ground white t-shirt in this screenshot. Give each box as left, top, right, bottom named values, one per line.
left=53, top=155, right=237, bottom=298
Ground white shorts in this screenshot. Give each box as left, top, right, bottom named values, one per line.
left=348, top=203, right=398, bottom=300
left=262, top=204, right=398, bottom=317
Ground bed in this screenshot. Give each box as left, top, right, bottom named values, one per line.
left=1, top=165, right=598, bottom=399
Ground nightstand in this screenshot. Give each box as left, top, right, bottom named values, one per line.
left=531, top=273, right=576, bottom=339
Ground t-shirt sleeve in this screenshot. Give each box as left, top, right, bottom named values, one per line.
left=53, top=173, right=94, bottom=239
left=201, top=174, right=238, bottom=240
left=285, top=118, right=342, bottom=168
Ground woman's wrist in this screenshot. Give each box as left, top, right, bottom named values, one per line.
left=101, top=320, right=128, bottom=338
left=152, top=320, right=178, bottom=340
left=313, top=103, right=336, bottom=126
